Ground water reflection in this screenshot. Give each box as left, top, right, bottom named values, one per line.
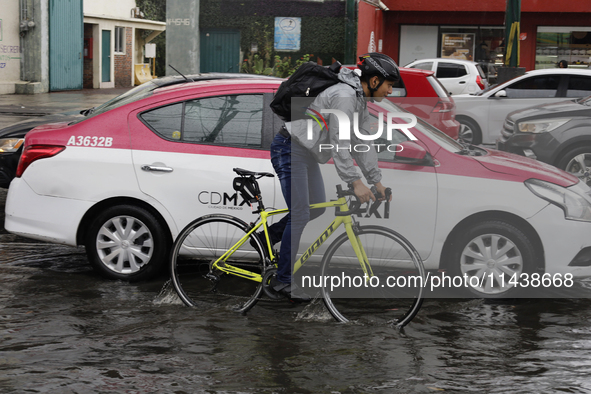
left=2, top=241, right=591, bottom=393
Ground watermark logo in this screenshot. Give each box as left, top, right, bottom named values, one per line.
left=305, top=108, right=418, bottom=153
left=304, top=107, right=329, bottom=134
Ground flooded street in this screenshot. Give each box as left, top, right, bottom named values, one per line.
left=2, top=188, right=591, bottom=393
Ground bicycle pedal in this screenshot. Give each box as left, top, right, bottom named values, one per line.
left=203, top=272, right=220, bottom=282
left=262, top=268, right=283, bottom=300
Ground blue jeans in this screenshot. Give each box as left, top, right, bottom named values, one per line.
left=270, top=132, right=326, bottom=283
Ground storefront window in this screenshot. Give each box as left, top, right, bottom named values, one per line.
left=439, top=27, right=505, bottom=65
left=441, top=33, right=475, bottom=60
left=399, top=25, right=505, bottom=73
left=536, top=27, right=591, bottom=69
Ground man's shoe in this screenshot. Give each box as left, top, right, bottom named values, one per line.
left=270, top=276, right=311, bottom=303
left=289, top=284, right=312, bottom=303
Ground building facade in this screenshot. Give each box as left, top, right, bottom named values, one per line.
left=84, top=0, right=165, bottom=89
left=166, top=0, right=352, bottom=76
left=0, top=0, right=165, bottom=95
left=0, top=0, right=22, bottom=94
left=358, top=0, right=591, bottom=71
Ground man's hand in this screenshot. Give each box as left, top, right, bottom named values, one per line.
left=373, top=182, right=392, bottom=202
left=351, top=179, right=375, bottom=204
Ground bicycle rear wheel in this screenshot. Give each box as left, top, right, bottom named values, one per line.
left=170, top=214, right=267, bottom=313
left=319, top=225, right=425, bottom=328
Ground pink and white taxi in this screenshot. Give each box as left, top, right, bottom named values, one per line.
left=6, top=77, right=591, bottom=297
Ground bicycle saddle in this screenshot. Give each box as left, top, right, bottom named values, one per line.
left=233, top=168, right=275, bottom=178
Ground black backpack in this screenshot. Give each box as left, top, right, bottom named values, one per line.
left=270, top=61, right=343, bottom=121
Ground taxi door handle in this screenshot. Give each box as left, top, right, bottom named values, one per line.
left=141, top=165, right=173, bottom=173
left=459, top=81, right=466, bottom=84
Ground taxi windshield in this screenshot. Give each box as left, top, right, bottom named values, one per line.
left=372, top=99, right=464, bottom=153
left=69, top=81, right=159, bottom=125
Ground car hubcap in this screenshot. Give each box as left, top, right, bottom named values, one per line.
left=565, top=153, right=591, bottom=186
left=96, top=215, right=154, bottom=274
left=460, top=234, right=523, bottom=295
left=459, top=124, right=473, bottom=144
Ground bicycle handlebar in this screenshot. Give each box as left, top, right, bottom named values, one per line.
left=335, top=185, right=392, bottom=216
left=231, top=168, right=392, bottom=217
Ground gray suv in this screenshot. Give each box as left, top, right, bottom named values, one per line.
left=496, top=96, right=591, bottom=185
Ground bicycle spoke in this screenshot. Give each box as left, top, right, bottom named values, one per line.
left=318, top=226, right=424, bottom=328
left=170, top=215, right=266, bottom=313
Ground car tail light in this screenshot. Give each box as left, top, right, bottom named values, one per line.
left=476, top=75, right=485, bottom=90
left=16, top=145, right=65, bottom=177
left=432, top=100, right=451, bottom=113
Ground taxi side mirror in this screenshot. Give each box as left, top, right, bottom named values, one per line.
left=393, top=141, right=434, bottom=166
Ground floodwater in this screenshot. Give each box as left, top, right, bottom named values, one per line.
left=2, top=192, right=591, bottom=393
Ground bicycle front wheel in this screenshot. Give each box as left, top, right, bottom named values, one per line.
left=320, top=225, right=425, bottom=328
left=170, top=214, right=267, bottom=313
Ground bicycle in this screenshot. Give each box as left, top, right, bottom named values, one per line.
left=169, top=168, right=425, bottom=328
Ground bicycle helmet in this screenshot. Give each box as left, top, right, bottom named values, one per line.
left=357, top=53, right=400, bottom=96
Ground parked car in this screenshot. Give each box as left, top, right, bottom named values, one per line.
left=404, top=58, right=488, bottom=95
left=391, top=67, right=460, bottom=139
left=346, top=65, right=460, bottom=139
left=6, top=77, right=591, bottom=298
left=496, top=95, right=591, bottom=186
left=453, top=68, right=591, bottom=145
left=0, top=73, right=279, bottom=189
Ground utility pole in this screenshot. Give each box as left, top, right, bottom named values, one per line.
left=504, top=0, right=521, bottom=68
left=497, top=0, right=525, bottom=83
left=344, top=0, right=356, bottom=64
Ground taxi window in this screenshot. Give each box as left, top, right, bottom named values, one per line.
left=183, top=95, right=263, bottom=147
left=140, top=94, right=264, bottom=148
left=140, top=103, right=183, bottom=138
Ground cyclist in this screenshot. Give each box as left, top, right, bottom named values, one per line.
left=267, top=53, right=399, bottom=302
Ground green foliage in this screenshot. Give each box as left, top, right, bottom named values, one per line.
left=136, top=0, right=166, bottom=21
left=130, top=0, right=350, bottom=77
left=200, top=0, right=347, bottom=66
left=241, top=53, right=273, bottom=75
left=272, top=56, right=295, bottom=78
left=240, top=21, right=274, bottom=74
left=273, top=54, right=312, bottom=77
left=241, top=53, right=313, bottom=77
left=239, top=20, right=315, bottom=77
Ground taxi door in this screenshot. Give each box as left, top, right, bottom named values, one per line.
left=128, top=89, right=277, bottom=236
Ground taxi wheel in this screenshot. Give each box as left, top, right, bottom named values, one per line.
left=458, top=118, right=482, bottom=145
left=557, top=146, right=591, bottom=187
left=85, top=204, right=169, bottom=281
left=449, top=220, right=536, bottom=297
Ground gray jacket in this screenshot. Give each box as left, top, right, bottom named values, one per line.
left=285, top=67, right=382, bottom=185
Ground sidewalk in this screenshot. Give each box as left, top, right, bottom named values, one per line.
left=0, top=88, right=132, bottom=129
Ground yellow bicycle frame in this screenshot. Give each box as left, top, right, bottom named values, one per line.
left=211, top=194, right=374, bottom=282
